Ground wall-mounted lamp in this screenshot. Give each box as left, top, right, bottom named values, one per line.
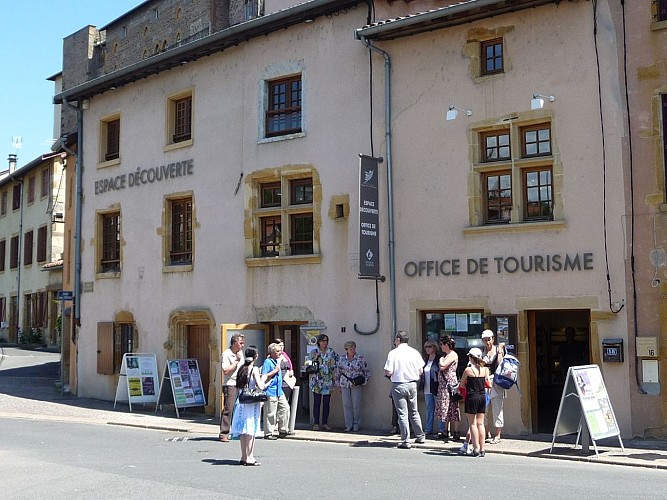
left=531, top=93, right=555, bottom=110
left=446, top=106, right=472, bottom=121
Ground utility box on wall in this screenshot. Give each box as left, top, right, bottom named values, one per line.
left=602, top=338, right=624, bottom=363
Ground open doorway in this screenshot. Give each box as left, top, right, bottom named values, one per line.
left=528, top=310, right=590, bottom=433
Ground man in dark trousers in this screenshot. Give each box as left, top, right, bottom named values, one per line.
left=219, top=332, right=245, bottom=442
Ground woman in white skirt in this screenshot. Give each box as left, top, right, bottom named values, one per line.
left=231, top=346, right=268, bottom=466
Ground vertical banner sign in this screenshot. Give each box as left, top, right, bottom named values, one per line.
left=359, top=155, right=382, bottom=278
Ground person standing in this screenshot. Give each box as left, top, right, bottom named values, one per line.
left=219, top=332, right=245, bottom=442
left=420, top=340, right=444, bottom=438
left=335, top=340, right=371, bottom=432
left=436, top=335, right=461, bottom=441
left=230, top=346, right=267, bottom=466
left=459, top=347, right=489, bottom=457
left=262, top=343, right=290, bottom=439
left=482, top=329, right=505, bottom=444
left=383, top=330, right=426, bottom=449
left=309, top=334, right=338, bottom=431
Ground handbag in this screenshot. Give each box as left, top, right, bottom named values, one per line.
left=447, top=383, right=463, bottom=403
left=305, top=359, right=320, bottom=375
left=238, top=387, right=268, bottom=404
left=343, top=373, right=366, bottom=386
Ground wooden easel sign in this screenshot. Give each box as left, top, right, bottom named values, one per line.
left=550, top=364, right=624, bottom=456
left=156, top=359, right=206, bottom=418
left=113, top=353, right=160, bottom=412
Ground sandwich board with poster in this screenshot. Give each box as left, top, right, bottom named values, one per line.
left=156, top=359, right=206, bottom=418
left=114, top=353, right=160, bottom=412
left=550, top=364, right=624, bottom=456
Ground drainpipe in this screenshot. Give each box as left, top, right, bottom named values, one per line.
left=359, top=36, right=397, bottom=343
left=63, top=99, right=83, bottom=329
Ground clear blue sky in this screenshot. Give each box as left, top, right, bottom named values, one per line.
left=0, top=1, right=141, bottom=169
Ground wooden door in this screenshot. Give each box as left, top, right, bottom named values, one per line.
left=187, top=325, right=210, bottom=401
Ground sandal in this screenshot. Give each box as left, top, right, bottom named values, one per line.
left=244, top=461, right=261, bottom=466
left=489, top=437, right=501, bottom=444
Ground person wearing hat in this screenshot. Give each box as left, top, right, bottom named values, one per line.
left=383, top=330, right=426, bottom=449
left=458, top=347, right=490, bottom=457
left=481, top=329, right=505, bottom=444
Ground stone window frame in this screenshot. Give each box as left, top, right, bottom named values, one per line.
left=164, top=87, right=194, bottom=152
left=94, top=204, right=123, bottom=279
left=258, top=61, right=306, bottom=143
left=159, top=190, right=198, bottom=274
left=464, top=28, right=513, bottom=82
left=244, top=165, right=321, bottom=267
left=98, top=112, right=121, bottom=168
left=464, top=110, right=565, bottom=236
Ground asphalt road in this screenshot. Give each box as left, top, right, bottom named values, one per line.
left=2, top=416, right=666, bottom=500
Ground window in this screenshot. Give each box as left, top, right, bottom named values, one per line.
left=37, top=226, right=47, bottom=263
left=10, top=235, right=18, bottom=268
left=97, top=321, right=137, bottom=375
left=657, top=0, right=667, bottom=22
left=266, top=75, right=302, bottom=137
left=23, top=230, right=33, bottom=266
left=41, top=169, right=49, bottom=198
left=1, top=190, right=6, bottom=215
left=100, top=212, right=121, bottom=272
left=170, top=198, right=193, bottom=264
left=0, top=239, right=5, bottom=272
left=101, top=116, right=120, bottom=162
left=248, top=171, right=318, bottom=261
left=470, top=119, right=558, bottom=227
left=170, top=94, right=192, bottom=144
left=12, top=184, right=21, bottom=210
left=481, top=38, right=503, bottom=75
left=27, top=176, right=35, bottom=204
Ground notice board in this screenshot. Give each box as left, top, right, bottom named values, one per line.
left=551, top=364, right=623, bottom=455
left=114, top=353, right=160, bottom=412
left=156, top=359, right=206, bottom=417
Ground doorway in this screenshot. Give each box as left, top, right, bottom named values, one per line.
left=187, top=324, right=210, bottom=412
left=528, top=309, right=590, bottom=433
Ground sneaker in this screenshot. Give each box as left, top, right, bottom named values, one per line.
left=352, top=427, right=360, bottom=432
left=264, top=435, right=278, bottom=440
left=278, top=432, right=289, bottom=438
left=414, top=437, right=426, bottom=444
left=458, top=443, right=468, bottom=455
left=312, top=424, right=320, bottom=431
left=343, top=427, right=352, bottom=432
left=397, top=442, right=411, bottom=449
left=489, top=437, right=501, bottom=444
left=322, top=424, right=332, bottom=431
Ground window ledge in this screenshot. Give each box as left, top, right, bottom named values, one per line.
left=245, top=254, right=321, bottom=267
left=651, top=19, right=667, bottom=31
left=96, top=271, right=121, bottom=280
left=163, top=139, right=193, bottom=153
left=163, top=264, right=193, bottom=273
left=463, top=220, right=565, bottom=236
left=97, top=158, right=121, bottom=169
left=258, top=132, right=305, bottom=144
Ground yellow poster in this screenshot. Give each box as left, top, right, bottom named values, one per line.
left=128, top=377, right=142, bottom=396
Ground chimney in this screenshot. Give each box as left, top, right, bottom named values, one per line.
left=8, top=154, right=17, bottom=173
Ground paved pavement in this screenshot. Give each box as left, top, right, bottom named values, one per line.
left=1, top=346, right=667, bottom=470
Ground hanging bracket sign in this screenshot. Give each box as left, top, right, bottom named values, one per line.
left=358, top=154, right=382, bottom=278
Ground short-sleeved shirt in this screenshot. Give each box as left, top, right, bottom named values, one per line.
left=261, top=357, right=283, bottom=398
left=221, top=348, right=242, bottom=387
left=384, top=343, right=424, bottom=383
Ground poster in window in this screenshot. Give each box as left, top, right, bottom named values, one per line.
left=444, top=314, right=456, bottom=331
left=456, top=314, right=469, bottom=332
left=469, top=313, right=482, bottom=325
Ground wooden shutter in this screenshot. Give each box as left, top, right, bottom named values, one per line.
left=97, top=322, right=115, bottom=375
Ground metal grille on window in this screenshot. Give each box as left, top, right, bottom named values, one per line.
left=171, top=199, right=192, bottom=264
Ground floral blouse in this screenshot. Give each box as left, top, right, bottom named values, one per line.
left=335, top=353, right=371, bottom=388
left=308, top=347, right=339, bottom=395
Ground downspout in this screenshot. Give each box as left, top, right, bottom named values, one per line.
left=63, top=99, right=83, bottom=330
left=359, top=36, right=397, bottom=341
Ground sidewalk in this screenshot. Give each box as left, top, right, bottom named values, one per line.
left=1, top=347, right=666, bottom=470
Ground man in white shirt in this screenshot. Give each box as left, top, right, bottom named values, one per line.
left=384, top=330, right=426, bottom=449
left=219, top=332, right=245, bottom=442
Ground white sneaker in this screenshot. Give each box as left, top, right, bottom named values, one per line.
left=458, top=443, right=468, bottom=455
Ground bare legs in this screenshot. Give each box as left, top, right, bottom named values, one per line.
left=239, top=434, right=257, bottom=464
left=467, top=413, right=486, bottom=454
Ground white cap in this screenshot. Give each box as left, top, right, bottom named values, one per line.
left=481, top=329, right=494, bottom=339
left=468, top=347, right=483, bottom=360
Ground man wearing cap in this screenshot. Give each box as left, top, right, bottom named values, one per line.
left=384, top=330, right=426, bottom=449
left=481, top=329, right=505, bottom=444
